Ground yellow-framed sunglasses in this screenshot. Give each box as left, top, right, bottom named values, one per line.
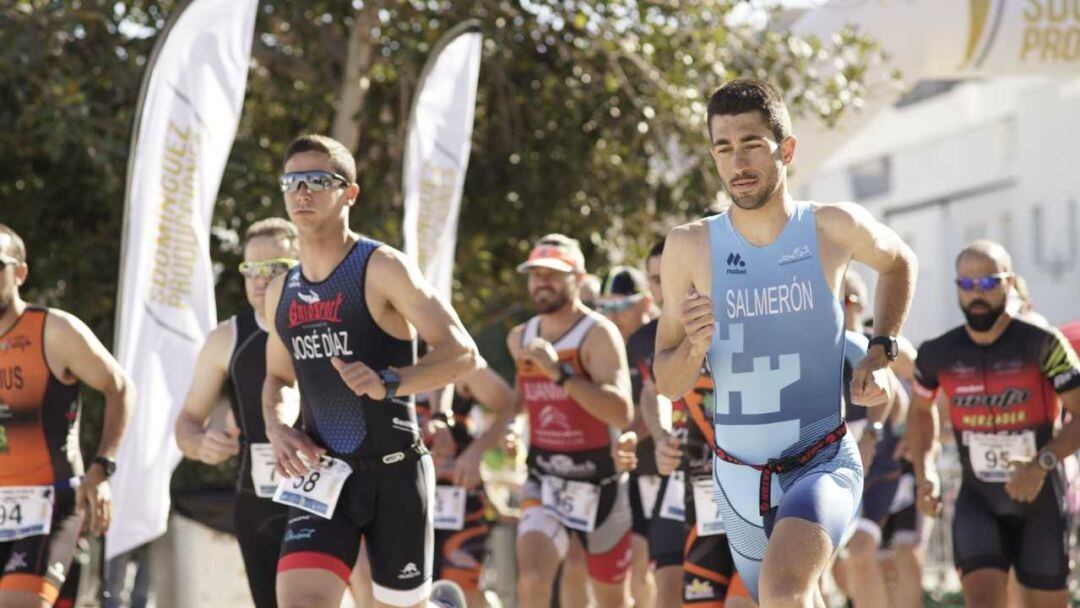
left=238, top=257, right=299, bottom=279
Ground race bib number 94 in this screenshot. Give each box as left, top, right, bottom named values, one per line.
left=273, top=457, right=353, bottom=519
left=540, top=476, right=601, bottom=533
left=0, top=486, right=53, bottom=541
left=966, top=431, right=1037, bottom=483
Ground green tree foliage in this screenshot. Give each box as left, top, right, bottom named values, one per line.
left=1, top=0, right=889, bottom=482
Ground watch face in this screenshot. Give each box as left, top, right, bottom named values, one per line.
left=1039, top=451, right=1057, bottom=470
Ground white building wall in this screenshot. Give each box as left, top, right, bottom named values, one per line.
left=804, top=78, right=1080, bottom=344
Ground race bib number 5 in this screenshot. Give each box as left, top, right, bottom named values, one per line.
left=273, top=457, right=353, bottom=519
left=0, top=486, right=53, bottom=541
left=434, top=485, right=467, bottom=531
left=966, top=431, right=1037, bottom=483
left=658, top=471, right=686, bottom=521
left=540, top=476, right=601, bottom=533
left=692, top=477, right=725, bottom=536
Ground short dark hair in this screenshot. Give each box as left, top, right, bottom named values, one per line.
left=283, top=134, right=357, bottom=184
left=0, top=224, right=26, bottom=264
left=706, top=79, right=792, bottom=143
left=244, top=218, right=299, bottom=254
left=647, top=238, right=665, bottom=260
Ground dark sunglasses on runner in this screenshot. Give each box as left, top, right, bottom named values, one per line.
left=955, top=272, right=1011, bottom=292
left=0, top=254, right=20, bottom=267
left=278, top=170, right=349, bottom=193
left=238, top=258, right=299, bottom=279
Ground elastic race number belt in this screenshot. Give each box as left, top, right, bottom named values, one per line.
left=713, top=422, right=848, bottom=515
left=350, top=441, right=428, bottom=471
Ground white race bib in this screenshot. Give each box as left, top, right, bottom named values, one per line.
left=637, top=475, right=661, bottom=520
left=0, top=486, right=53, bottom=541
left=249, top=443, right=280, bottom=498
left=692, top=477, right=725, bottom=536
left=658, top=471, right=686, bottom=521
left=273, top=456, right=353, bottom=519
left=966, top=431, right=1037, bottom=483
left=540, top=476, right=601, bottom=533
left=434, top=485, right=467, bottom=531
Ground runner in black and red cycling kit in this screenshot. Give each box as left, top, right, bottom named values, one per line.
left=603, top=264, right=662, bottom=608
left=636, top=238, right=751, bottom=608
left=910, top=240, right=1080, bottom=607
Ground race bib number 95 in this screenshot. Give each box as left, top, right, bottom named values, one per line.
left=966, top=431, right=1037, bottom=483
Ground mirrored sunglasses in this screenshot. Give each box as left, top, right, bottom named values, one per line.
left=596, top=294, right=645, bottom=315
left=955, top=272, right=1011, bottom=292
left=278, top=170, right=349, bottom=193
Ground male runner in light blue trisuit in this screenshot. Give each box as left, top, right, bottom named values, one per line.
left=654, top=79, right=918, bottom=607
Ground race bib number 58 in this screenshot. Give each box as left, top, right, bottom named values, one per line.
left=273, top=457, right=353, bottom=519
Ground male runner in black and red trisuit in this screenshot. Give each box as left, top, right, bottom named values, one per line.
left=910, top=240, right=1080, bottom=608
left=638, top=237, right=753, bottom=608
left=262, top=134, right=481, bottom=608
left=176, top=218, right=300, bottom=608
left=0, top=224, right=135, bottom=608
left=598, top=264, right=659, bottom=608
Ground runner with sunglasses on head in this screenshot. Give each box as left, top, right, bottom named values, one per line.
left=0, top=224, right=135, bottom=608
left=263, top=134, right=481, bottom=608
left=908, top=240, right=1080, bottom=608
left=598, top=265, right=659, bottom=608
left=175, top=218, right=300, bottom=608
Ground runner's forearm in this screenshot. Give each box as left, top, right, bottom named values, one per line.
left=562, top=377, right=632, bottom=429
left=96, top=376, right=134, bottom=459
left=470, top=405, right=515, bottom=454
left=396, top=329, right=479, bottom=396
left=1043, top=416, right=1080, bottom=461
left=175, top=411, right=209, bottom=460
left=908, top=404, right=939, bottom=479
left=262, top=374, right=295, bottom=433
left=655, top=339, right=707, bottom=399
left=871, top=258, right=916, bottom=339
left=639, top=386, right=672, bottom=440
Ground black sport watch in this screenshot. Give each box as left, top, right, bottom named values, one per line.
left=868, top=336, right=899, bottom=361
left=378, top=369, right=402, bottom=400
left=92, top=456, right=116, bottom=478
left=556, top=362, right=575, bottom=386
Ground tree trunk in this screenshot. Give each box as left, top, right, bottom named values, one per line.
left=331, top=2, right=379, bottom=152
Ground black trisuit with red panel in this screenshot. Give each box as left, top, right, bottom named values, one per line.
left=415, top=391, right=491, bottom=594
left=913, top=318, right=1080, bottom=590
left=226, top=307, right=289, bottom=608
left=275, top=238, right=434, bottom=606
left=0, top=306, right=84, bottom=606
